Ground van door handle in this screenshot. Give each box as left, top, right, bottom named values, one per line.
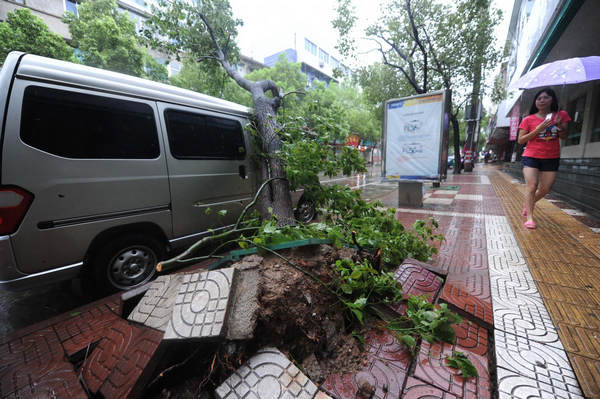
left=239, top=165, right=247, bottom=179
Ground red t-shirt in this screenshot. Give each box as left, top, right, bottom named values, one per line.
left=519, top=110, right=571, bottom=159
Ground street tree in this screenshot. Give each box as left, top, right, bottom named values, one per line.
left=64, top=0, right=168, bottom=81
left=144, top=0, right=366, bottom=223
left=334, top=0, right=500, bottom=172
left=170, top=57, right=251, bottom=105
left=0, top=8, right=74, bottom=65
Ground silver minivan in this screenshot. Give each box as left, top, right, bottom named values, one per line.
left=0, top=52, right=311, bottom=292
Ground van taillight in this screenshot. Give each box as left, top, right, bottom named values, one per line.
left=0, top=186, right=33, bottom=235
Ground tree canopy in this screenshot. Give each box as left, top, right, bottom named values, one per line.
left=0, top=8, right=74, bottom=65
left=64, top=0, right=167, bottom=81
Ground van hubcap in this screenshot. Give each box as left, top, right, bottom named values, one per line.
left=108, top=246, right=156, bottom=289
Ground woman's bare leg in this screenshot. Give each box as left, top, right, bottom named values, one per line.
left=534, top=171, right=557, bottom=202
left=523, top=166, right=539, bottom=223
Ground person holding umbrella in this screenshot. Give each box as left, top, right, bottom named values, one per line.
left=517, top=88, right=571, bottom=229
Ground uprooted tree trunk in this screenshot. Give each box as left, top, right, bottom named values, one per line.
left=199, top=13, right=295, bottom=225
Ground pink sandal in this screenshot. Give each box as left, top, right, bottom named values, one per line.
left=522, top=207, right=527, bottom=217
left=524, top=220, right=536, bottom=229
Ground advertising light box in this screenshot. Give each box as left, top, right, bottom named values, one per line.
left=383, top=90, right=448, bottom=181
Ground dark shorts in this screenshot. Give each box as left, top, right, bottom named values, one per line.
left=522, top=156, right=560, bottom=171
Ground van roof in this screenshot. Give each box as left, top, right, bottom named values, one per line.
left=13, top=52, right=252, bottom=117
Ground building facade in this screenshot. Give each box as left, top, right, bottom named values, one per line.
left=263, top=33, right=351, bottom=88
left=0, top=0, right=183, bottom=76
left=492, top=0, right=600, bottom=213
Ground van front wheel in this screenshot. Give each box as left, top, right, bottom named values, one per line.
left=295, top=197, right=316, bottom=223
left=91, top=234, right=164, bottom=292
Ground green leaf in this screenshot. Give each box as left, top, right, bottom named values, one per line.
left=350, top=270, right=363, bottom=280
left=204, top=207, right=212, bottom=214
left=217, top=209, right=227, bottom=217
left=262, top=222, right=277, bottom=234
left=341, top=283, right=353, bottom=294
left=354, top=297, right=367, bottom=308
left=400, top=334, right=416, bottom=349
left=351, top=308, right=364, bottom=324
left=446, top=351, right=478, bottom=378
left=423, top=311, right=438, bottom=322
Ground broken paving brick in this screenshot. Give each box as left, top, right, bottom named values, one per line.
left=215, top=347, right=318, bottom=399
left=163, top=268, right=236, bottom=340
left=127, top=274, right=183, bottom=331
left=226, top=257, right=262, bottom=340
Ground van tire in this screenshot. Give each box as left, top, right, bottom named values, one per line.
left=91, top=234, right=164, bottom=293
left=294, top=197, right=316, bottom=223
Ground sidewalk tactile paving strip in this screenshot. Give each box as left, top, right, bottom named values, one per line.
left=164, top=267, right=236, bottom=340
left=128, top=274, right=183, bottom=331
left=215, top=347, right=318, bottom=399
left=413, top=319, right=491, bottom=398
left=490, top=171, right=598, bottom=397
left=321, top=329, right=410, bottom=398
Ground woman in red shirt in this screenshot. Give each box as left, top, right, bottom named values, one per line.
left=517, top=88, right=571, bottom=229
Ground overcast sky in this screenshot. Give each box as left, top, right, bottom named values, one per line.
left=229, top=0, right=514, bottom=109
left=230, top=0, right=514, bottom=65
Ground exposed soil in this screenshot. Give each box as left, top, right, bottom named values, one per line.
left=150, top=244, right=369, bottom=398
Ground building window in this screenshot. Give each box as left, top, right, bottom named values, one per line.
left=304, top=39, right=317, bottom=56
left=65, top=0, right=78, bottom=16
left=319, top=49, right=329, bottom=65
left=565, top=95, right=586, bottom=146
left=331, top=57, right=340, bottom=69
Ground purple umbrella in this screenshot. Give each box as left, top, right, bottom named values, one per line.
left=509, top=56, right=600, bottom=89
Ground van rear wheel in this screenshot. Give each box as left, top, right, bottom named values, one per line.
left=91, top=234, right=164, bottom=293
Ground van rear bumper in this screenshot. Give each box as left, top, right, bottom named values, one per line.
left=0, top=236, right=82, bottom=291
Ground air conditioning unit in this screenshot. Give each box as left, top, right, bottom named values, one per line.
left=319, top=61, right=324, bottom=68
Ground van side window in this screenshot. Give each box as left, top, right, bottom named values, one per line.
left=164, top=109, right=246, bottom=160
left=20, top=86, right=160, bottom=159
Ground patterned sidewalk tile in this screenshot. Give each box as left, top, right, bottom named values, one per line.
left=164, top=267, right=236, bottom=340
left=215, top=347, right=318, bottom=399
left=54, top=302, right=122, bottom=356
left=81, top=318, right=137, bottom=393
left=5, top=366, right=87, bottom=399
left=414, top=320, right=491, bottom=398
left=455, top=194, right=483, bottom=201
left=494, top=330, right=583, bottom=397
left=440, top=271, right=493, bottom=328
left=321, top=329, right=411, bottom=398
left=492, top=292, right=562, bottom=347
left=128, top=274, right=183, bottom=331
left=0, top=326, right=75, bottom=398
left=496, top=367, right=584, bottom=399
left=393, top=262, right=443, bottom=303
left=99, top=327, right=164, bottom=399
left=403, top=376, right=460, bottom=398
left=400, top=258, right=449, bottom=277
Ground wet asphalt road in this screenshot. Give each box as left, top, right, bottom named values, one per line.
left=0, top=165, right=397, bottom=337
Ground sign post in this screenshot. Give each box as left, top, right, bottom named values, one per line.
left=382, top=90, right=449, bottom=206
left=383, top=90, right=449, bottom=181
